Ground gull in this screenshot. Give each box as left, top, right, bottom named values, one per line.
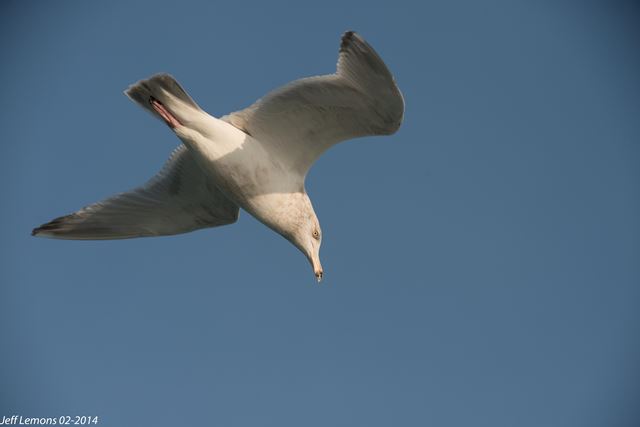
left=32, top=31, right=404, bottom=282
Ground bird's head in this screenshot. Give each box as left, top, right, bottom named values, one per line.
left=256, top=192, right=324, bottom=282
left=288, top=214, right=323, bottom=282
left=275, top=194, right=323, bottom=283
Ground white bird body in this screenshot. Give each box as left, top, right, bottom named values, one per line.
left=32, top=31, right=404, bottom=281
left=180, top=117, right=311, bottom=237
left=168, top=104, right=309, bottom=238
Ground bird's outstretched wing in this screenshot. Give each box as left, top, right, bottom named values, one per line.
left=32, top=145, right=239, bottom=239
left=221, top=31, right=404, bottom=176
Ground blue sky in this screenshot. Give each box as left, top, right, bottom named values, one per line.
left=1, top=1, right=639, bottom=426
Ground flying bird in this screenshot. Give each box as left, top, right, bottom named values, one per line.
left=32, top=31, right=404, bottom=282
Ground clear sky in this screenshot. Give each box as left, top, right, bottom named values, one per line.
left=1, top=1, right=639, bottom=426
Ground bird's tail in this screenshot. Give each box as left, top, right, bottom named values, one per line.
left=125, top=73, right=203, bottom=122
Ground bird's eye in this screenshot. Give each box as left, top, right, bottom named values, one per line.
left=312, top=230, right=320, bottom=240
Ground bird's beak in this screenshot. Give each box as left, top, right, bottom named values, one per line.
left=311, top=254, right=323, bottom=283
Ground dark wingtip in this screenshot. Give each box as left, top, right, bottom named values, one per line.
left=340, top=30, right=357, bottom=51
left=31, top=214, right=75, bottom=238
left=32, top=223, right=52, bottom=237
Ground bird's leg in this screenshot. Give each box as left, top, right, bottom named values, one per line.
left=150, top=97, right=182, bottom=129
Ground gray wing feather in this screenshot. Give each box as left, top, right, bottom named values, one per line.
left=220, top=31, right=404, bottom=175
left=32, top=145, right=239, bottom=239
